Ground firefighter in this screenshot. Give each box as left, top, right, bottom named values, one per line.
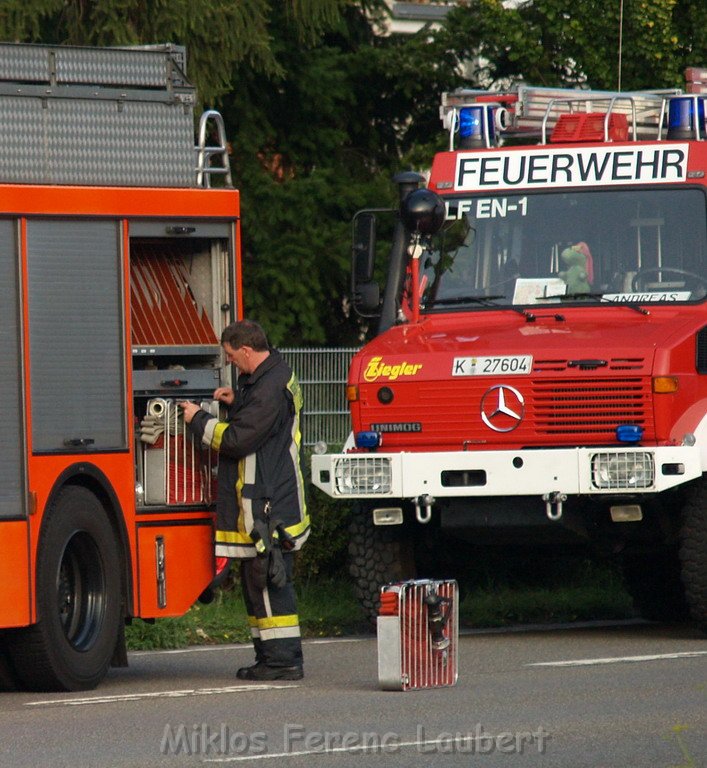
left=180, top=319, right=310, bottom=680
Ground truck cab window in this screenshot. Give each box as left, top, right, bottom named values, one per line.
left=421, top=188, right=707, bottom=309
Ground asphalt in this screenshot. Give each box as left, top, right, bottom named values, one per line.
left=0, top=620, right=705, bottom=768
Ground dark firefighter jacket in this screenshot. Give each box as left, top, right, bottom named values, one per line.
left=188, top=349, right=310, bottom=559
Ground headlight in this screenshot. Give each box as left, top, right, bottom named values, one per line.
left=591, top=452, right=654, bottom=489
left=334, top=457, right=392, bottom=495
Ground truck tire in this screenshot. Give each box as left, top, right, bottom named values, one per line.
left=348, top=503, right=416, bottom=624
left=6, top=486, right=122, bottom=691
left=0, top=635, right=18, bottom=691
left=620, top=549, right=689, bottom=622
left=679, top=477, right=707, bottom=630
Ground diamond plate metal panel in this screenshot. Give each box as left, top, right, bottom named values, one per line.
left=0, top=44, right=48, bottom=81
left=47, top=99, right=195, bottom=186
left=56, top=47, right=178, bottom=87
left=0, top=42, right=187, bottom=87
left=0, top=88, right=195, bottom=186
left=0, top=43, right=197, bottom=186
left=0, top=97, right=46, bottom=184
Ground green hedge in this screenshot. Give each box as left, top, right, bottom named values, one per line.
left=295, top=481, right=351, bottom=581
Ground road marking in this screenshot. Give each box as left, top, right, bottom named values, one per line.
left=130, top=637, right=367, bottom=657
left=526, top=651, right=707, bottom=668
left=201, top=736, right=495, bottom=763
left=25, top=684, right=299, bottom=708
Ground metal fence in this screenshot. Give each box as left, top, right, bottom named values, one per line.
left=281, top=347, right=359, bottom=448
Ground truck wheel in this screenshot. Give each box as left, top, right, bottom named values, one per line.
left=6, top=486, right=122, bottom=691
left=620, top=550, right=689, bottom=622
left=679, top=477, right=707, bottom=630
left=348, top=503, right=416, bottom=624
left=0, top=634, right=18, bottom=691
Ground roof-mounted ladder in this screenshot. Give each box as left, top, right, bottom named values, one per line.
left=540, top=94, right=647, bottom=143
left=195, top=110, right=233, bottom=188
left=441, top=85, right=682, bottom=149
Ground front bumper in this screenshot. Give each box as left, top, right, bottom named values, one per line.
left=311, top=445, right=702, bottom=500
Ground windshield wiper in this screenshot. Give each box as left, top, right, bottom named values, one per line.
left=546, top=292, right=650, bottom=315
left=426, top=293, right=540, bottom=321
left=426, top=294, right=506, bottom=307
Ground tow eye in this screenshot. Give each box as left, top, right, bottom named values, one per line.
left=414, top=494, right=435, bottom=524
left=542, top=491, right=567, bottom=521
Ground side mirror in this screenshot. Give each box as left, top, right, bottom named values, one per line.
left=353, top=281, right=381, bottom=316
left=352, top=211, right=381, bottom=316
left=352, top=212, right=376, bottom=283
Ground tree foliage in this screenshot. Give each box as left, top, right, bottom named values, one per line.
left=2, top=0, right=707, bottom=345
left=441, top=0, right=707, bottom=91
left=0, top=0, right=346, bottom=104
left=222, top=8, right=465, bottom=345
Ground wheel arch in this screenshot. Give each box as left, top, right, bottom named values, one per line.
left=40, top=463, right=133, bottom=618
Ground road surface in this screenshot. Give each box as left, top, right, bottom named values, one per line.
left=0, top=621, right=705, bottom=768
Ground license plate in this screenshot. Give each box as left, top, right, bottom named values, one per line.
left=452, top=355, right=533, bottom=376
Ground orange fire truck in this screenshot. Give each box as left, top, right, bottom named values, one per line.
left=0, top=43, right=239, bottom=690
left=312, top=70, right=707, bottom=629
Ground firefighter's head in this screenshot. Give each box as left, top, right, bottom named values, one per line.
left=221, top=319, right=270, bottom=374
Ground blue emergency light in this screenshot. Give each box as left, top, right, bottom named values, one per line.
left=459, top=106, right=494, bottom=148
left=354, top=431, right=382, bottom=449
left=666, top=96, right=706, bottom=140
left=616, top=424, right=644, bottom=443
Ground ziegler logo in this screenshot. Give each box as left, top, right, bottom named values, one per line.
left=480, top=384, right=525, bottom=432
left=363, top=356, right=423, bottom=382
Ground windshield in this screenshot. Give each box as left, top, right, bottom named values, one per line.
left=420, top=188, right=707, bottom=310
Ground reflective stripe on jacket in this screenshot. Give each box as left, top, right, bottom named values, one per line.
left=189, top=349, right=310, bottom=558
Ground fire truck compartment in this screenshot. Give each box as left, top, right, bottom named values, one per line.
left=129, top=222, right=233, bottom=509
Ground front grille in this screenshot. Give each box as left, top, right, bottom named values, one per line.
left=368, top=374, right=654, bottom=447
left=533, top=357, right=646, bottom=372
left=533, top=377, right=651, bottom=435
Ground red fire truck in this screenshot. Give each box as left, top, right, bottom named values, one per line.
left=312, top=71, right=707, bottom=629
left=0, top=43, right=240, bottom=690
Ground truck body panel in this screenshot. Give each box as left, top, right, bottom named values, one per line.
left=0, top=43, right=239, bottom=690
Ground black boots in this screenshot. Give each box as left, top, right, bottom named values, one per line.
left=236, top=662, right=303, bottom=681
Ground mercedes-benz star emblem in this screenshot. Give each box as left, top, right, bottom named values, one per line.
left=480, top=384, right=525, bottom=432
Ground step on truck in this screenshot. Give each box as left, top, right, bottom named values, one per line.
left=312, top=70, right=707, bottom=628
left=0, top=43, right=240, bottom=690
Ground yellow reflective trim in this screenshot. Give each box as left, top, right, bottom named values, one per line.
left=247, top=615, right=258, bottom=628
left=287, top=372, right=307, bottom=521
left=256, top=614, right=299, bottom=630
left=212, top=421, right=228, bottom=451
left=284, top=515, right=310, bottom=539
left=215, top=529, right=252, bottom=544
left=287, top=372, right=303, bottom=412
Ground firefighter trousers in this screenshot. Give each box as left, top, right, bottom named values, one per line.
left=240, top=551, right=303, bottom=668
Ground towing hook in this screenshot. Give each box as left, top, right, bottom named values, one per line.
left=415, top=494, right=435, bottom=524
left=543, top=491, right=567, bottom=521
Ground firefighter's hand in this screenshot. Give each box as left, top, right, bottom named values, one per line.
left=213, top=386, right=235, bottom=406
left=178, top=400, right=201, bottom=423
